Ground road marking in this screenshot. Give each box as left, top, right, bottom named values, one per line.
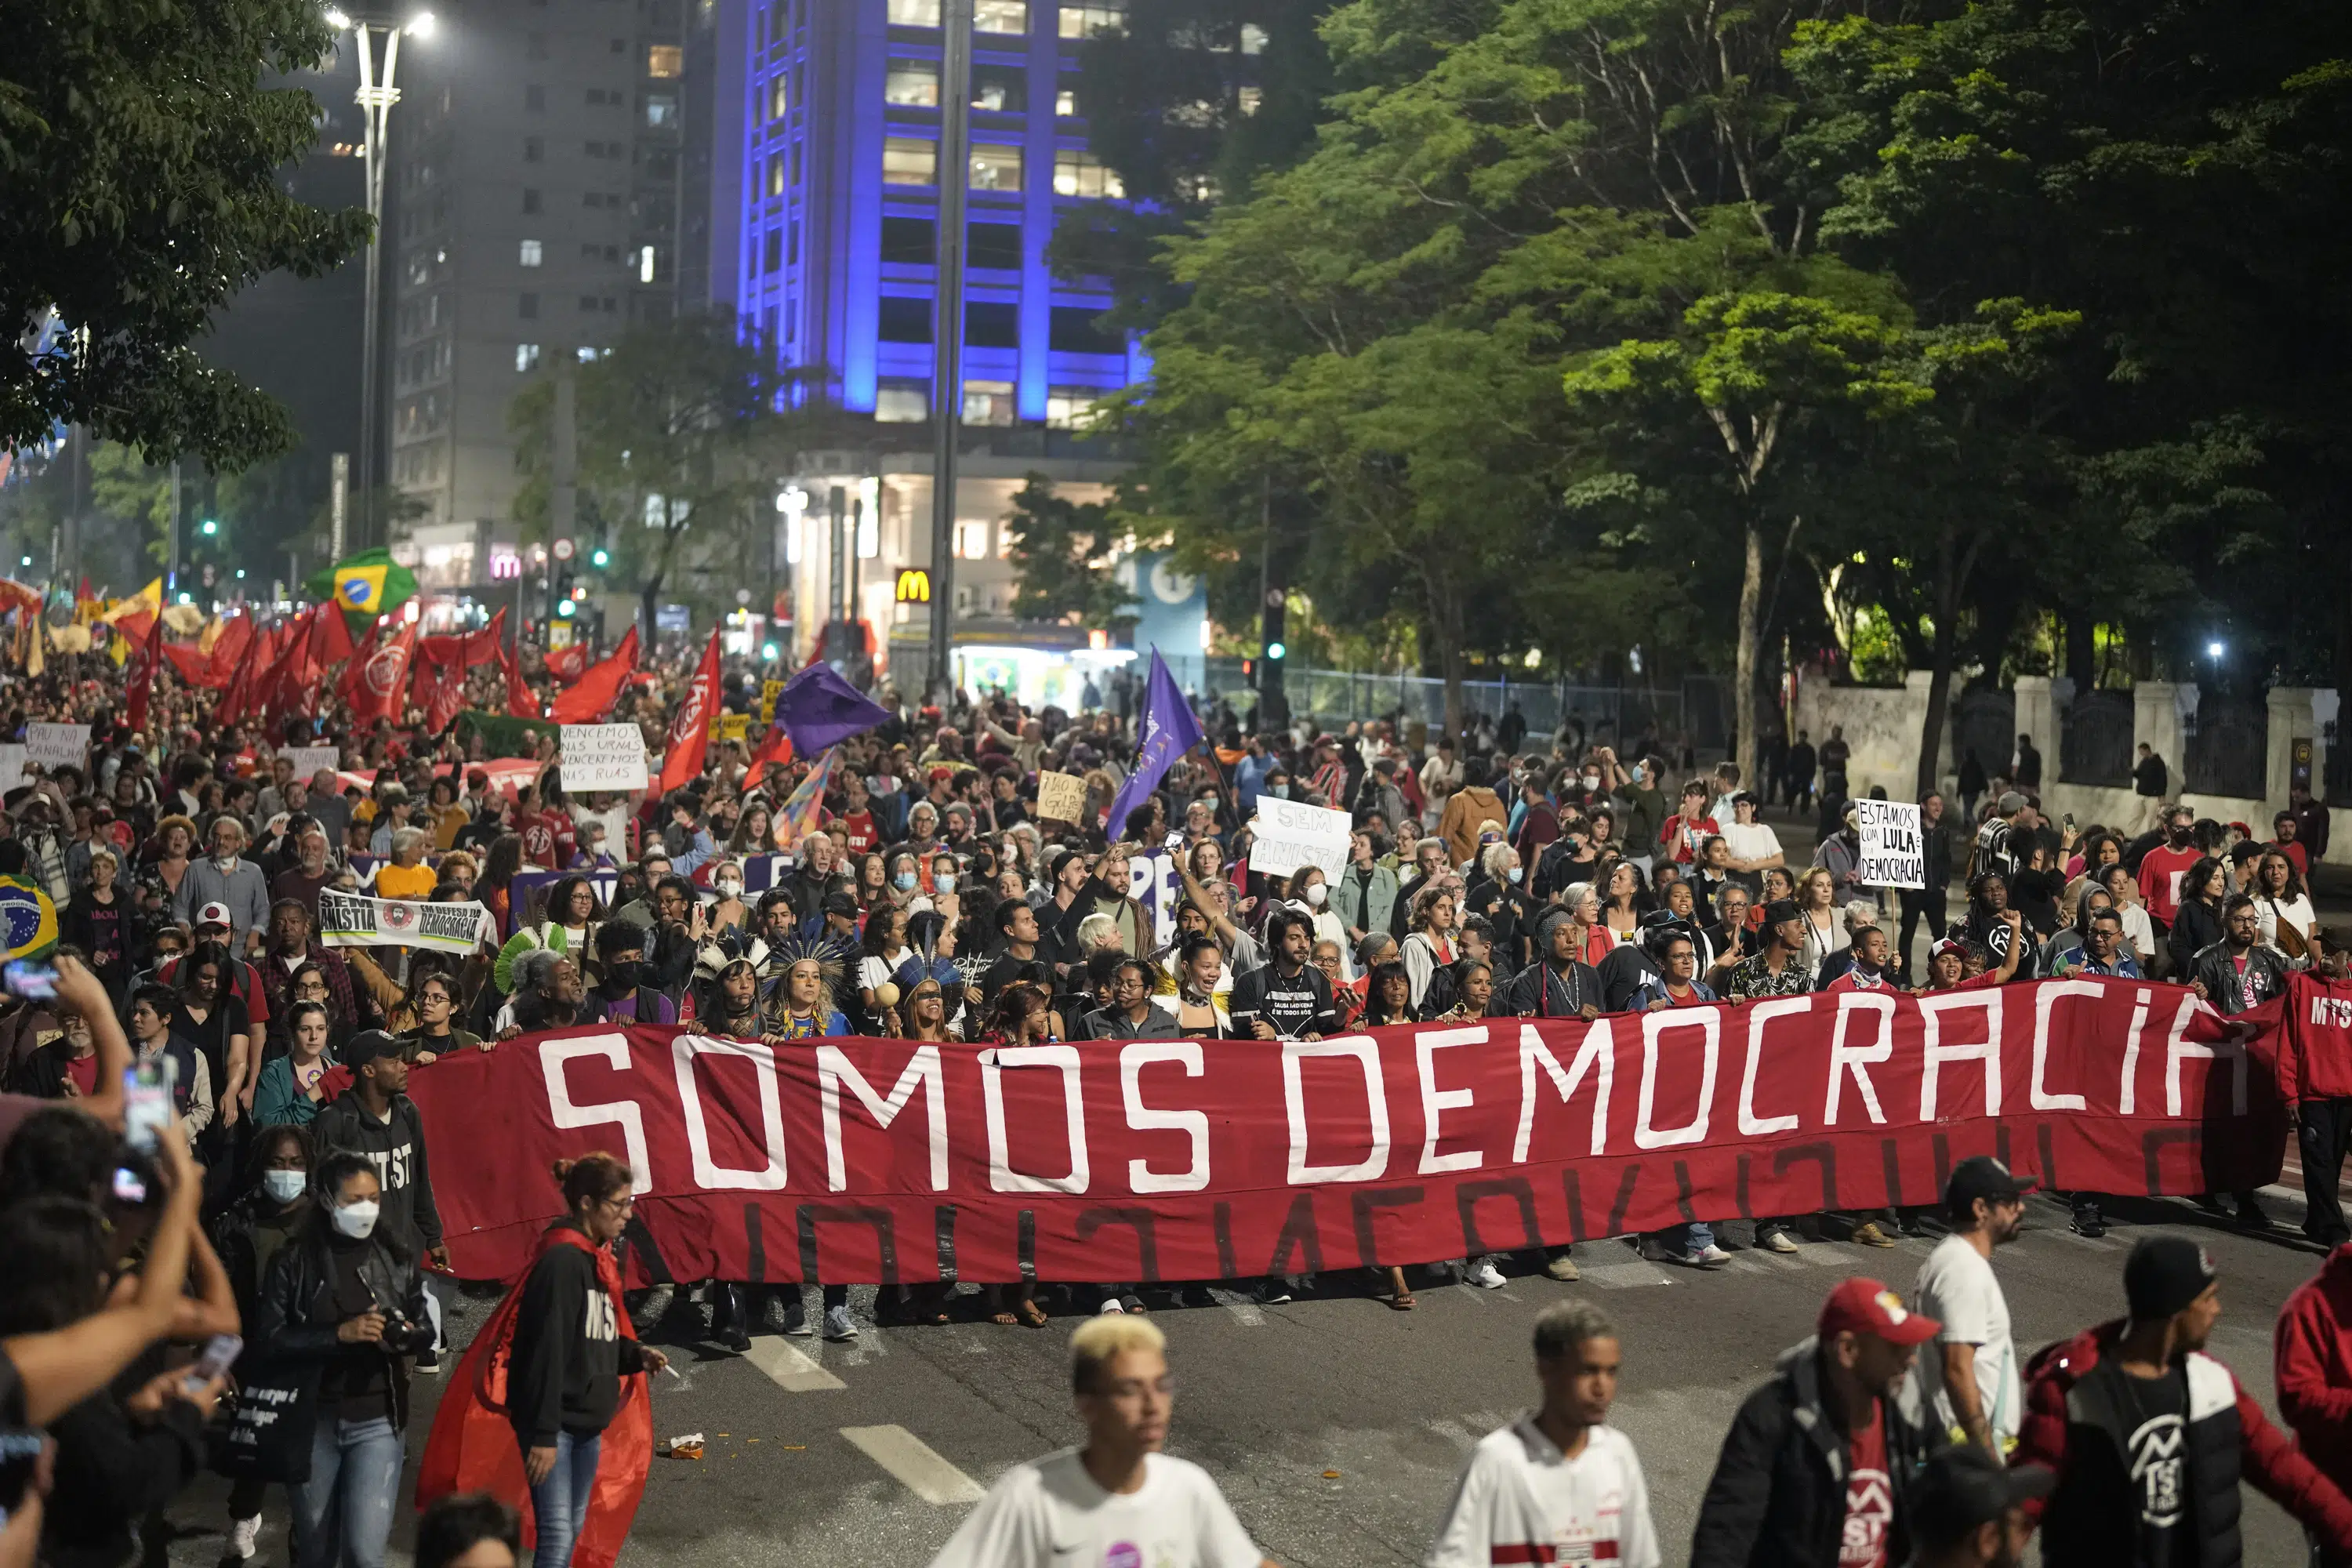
left=1578, top=1261, right=1673, bottom=1289
left=1206, top=1287, right=1265, bottom=1327
left=744, top=1337, right=847, bottom=1392
left=840, top=1425, right=987, bottom=1504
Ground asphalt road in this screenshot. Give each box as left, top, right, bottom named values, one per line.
left=160, top=1181, right=2343, bottom=1568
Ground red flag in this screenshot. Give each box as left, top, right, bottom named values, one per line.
left=311, top=600, right=356, bottom=665
left=545, top=641, right=588, bottom=682
left=344, top=620, right=419, bottom=723
left=205, top=613, right=254, bottom=688
left=422, top=652, right=469, bottom=733
left=463, top=608, right=509, bottom=667
left=501, top=643, right=540, bottom=719
left=658, top=631, right=723, bottom=792
left=746, top=721, right=795, bottom=770
left=125, top=613, right=163, bottom=734
left=215, top=641, right=255, bottom=726
left=161, top=642, right=213, bottom=684
left=546, top=626, right=638, bottom=724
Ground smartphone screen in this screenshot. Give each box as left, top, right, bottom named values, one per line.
left=2, top=959, right=58, bottom=1001
left=124, top=1058, right=176, bottom=1153
left=183, top=1333, right=243, bottom=1392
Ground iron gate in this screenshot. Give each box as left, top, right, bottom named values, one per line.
left=2184, top=691, right=2267, bottom=800
left=1950, top=684, right=2017, bottom=789
left=2060, top=689, right=2136, bottom=787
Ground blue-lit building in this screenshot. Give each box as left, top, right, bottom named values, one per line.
left=709, top=0, right=1178, bottom=673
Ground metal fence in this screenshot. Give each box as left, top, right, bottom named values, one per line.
left=2185, top=691, right=2267, bottom=800
left=2060, top=689, right=2136, bottom=787
left=1186, top=660, right=1729, bottom=752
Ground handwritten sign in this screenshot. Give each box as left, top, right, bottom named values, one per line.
left=1247, top=798, right=1353, bottom=881
left=561, top=724, right=648, bottom=792
left=1035, top=771, right=1087, bottom=824
left=24, top=723, right=89, bottom=769
left=285, top=746, right=342, bottom=782
left=1856, top=797, right=1926, bottom=890
left=716, top=713, right=750, bottom=744
left=759, top=678, right=786, bottom=724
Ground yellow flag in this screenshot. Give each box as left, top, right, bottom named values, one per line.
left=100, top=578, right=163, bottom=626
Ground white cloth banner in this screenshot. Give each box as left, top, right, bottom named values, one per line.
left=318, top=888, right=495, bottom=953
left=1856, top=798, right=1926, bottom=890
left=561, top=724, right=648, bottom=792
left=0, top=745, right=26, bottom=787
left=1247, top=798, right=1353, bottom=881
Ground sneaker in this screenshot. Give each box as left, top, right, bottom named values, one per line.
left=415, top=1346, right=441, bottom=1373
left=1850, top=1221, right=1896, bottom=1249
left=782, top=1296, right=811, bottom=1337
left=1249, top=1279, right=1293, bottom=1306
left=1544, top=1253, right=1581, bottom=1282
left=1760, top=1229, right=1800, bottom=1254
left=228, top=1516, right=260, bottom=1562
left=1697, top=1244, right=1733, bottom=1267
left=2236, top=1194, right=2274, bottom=1231
left=1096, top=1297, right=1126, bottom=1315
left=822, top=1303, right=858, bottom=1341
left=1467, top=1258, right=1506, bottom=1290
left=2191, top=1192, right=2230, bottom=1217
left=2071, top=1206, right=2107, bottom=1240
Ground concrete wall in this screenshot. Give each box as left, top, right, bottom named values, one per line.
left=1786, top=673, right=2346, bottom=864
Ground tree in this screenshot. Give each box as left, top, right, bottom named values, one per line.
left=1001, top=476, right=1143, bottom=630
left=511, top=312, right=810, bottom=643
left=2, top=1, right=369, bottom=470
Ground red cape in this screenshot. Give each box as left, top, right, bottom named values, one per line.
left=415, top=1226, right=652, bottom=1568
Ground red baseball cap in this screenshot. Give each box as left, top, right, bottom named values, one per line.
left=1818, top=1278, right=1940, bottom=1346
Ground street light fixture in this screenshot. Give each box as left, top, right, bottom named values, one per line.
left=2207, top=640, right=2226, bottom=659
left=330, top=7, right=436, bottom=554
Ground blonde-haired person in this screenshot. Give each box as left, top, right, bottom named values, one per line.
left=1793, top=866, right=1841, bottom=983
left=927, top=1315, right=1275, bottom=1568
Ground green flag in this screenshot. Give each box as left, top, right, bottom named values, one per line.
left=303, top=548, right=418, bottom=630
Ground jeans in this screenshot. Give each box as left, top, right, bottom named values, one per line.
left=528, top=1430, right=602, bottom=1568
left=1898, top=888, right=1947, bottom=981
left=2301, top=1099, right=2352, bottom=1246
left=290, top=1416, right=404, bottom=1568
left=1672, top=1221, right=1715, bottom=1254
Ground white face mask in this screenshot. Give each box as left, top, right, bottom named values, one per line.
left=716, top=877, right=743, bottom=897
left=263, top=1168, right=309, bottom=1203
left=331, top=1198, right=380, bottom=1239
left=1304, top=883, right=1327, bottom=907
left=213, top=851, right=239, bottom=869
left=1582, top=775, right=1601, bottom=792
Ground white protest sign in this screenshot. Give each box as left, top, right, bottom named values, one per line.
left=23, top=724, right=89, bottom=769
left=285, top=746, right=342, bottom=782
left=1855, top=797, right=1926, bottom=890
left=0, top=745, right=25, bottom=787
left=1247, top=798, right=1353, bottom=882
left=561, top=724, right=648, bottom=792
left=318, top=888, right=495, bottom=953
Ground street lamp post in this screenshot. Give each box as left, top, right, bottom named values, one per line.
left=333, top=8, right=434, bottom=554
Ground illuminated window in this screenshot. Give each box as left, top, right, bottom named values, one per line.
left=645, top=93, right=677, bottom=126
left=1044, top=386, right=1102, bottom=428
left=963, top=381, right=1017, bottom=426
left=769, top=76, right=789, bottom=120
left=882, top=136, right=938, bottom=184
left=518, top=238, right=543, bottom=267
left=887, top=0, right=941, bottom=22
left=1058, top=2, right=1122, bottom=36
left=647, top=44, right=683, bottom=77
left=875, top=380, right=929, bottom=422
left=768, top=154, right=786, bottom=195
left=1053, top=148, right=1122, bottom=198
left=954, top=518, right=991, bottom=558
left=974, top=0, right=1027, bottom=31
left=516, top=343, right=542, bottom=372
left=968, top=142, right=1022, bottom=191
left=884, top=61, right=938, bottom=106
left=1056, top=87, right=1077, bottom=116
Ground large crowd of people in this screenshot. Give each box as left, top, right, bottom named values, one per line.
left=5, top=622, right=2352, bottom=1568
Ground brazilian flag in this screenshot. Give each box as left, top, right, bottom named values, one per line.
left=304, top=548, right=419, bottom=632
left=0, top=872, right=59, bottom=962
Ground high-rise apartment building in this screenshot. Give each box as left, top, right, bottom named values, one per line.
left=387, top=0, right=708, bottom=586
left=709, top=0, right=1171, bottom=678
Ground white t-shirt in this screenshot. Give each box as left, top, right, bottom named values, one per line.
left=929, top=1449, right=1261, bottom=1568
left=858, top=950, right=910, bottom=994
left=1719, top=821, right=1783, bottom=866
left=1425, top=1417, right=1660, bottom=1568
left=1903, top=1234, right=2020, bottom=1446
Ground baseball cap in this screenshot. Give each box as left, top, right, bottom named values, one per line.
left=821, top=890, right=859, bottom=917
left=1930, top=937, right=1969, bottom=963
left=195, top=902, right=233, bottom=930
left=1908, top=1446, right=2056, bottom=1549
left=1944, top=1154, right=2038, bottom=1213
left=1817, top=1278, right=1940, bottom=1346
left=2125, top=1235, right=2218, bottom=1321
left=1997, top=790, right=2029, bottom=815
left=342, top=1030, right=403, bottom=1070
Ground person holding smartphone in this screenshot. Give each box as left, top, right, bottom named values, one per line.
left=255, top=1151, right=435, bottom=1568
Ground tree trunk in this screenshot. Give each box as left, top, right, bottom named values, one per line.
left=639, top=567, right=664, bottom=653
left=1734, top=514, right=1762, bottom=786
left=1915, top=527, right=1970, bottom=800
left=1425, top=564, right=1468, bottom=743
left=2063, top=610, right=2096, bottom=691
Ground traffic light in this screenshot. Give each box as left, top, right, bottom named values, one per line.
left=200, top=517, right=218, bottom=537
left=590, top=546, right=609, bottom=568
left=1258, top=586, right=1288, bottom=725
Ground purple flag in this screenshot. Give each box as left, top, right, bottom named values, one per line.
left=774, top=660, right=892, bottom=755
left=1103, top=649, right=1204, bottom=837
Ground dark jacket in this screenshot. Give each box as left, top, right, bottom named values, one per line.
left=254, top=1214, right=435, bottom=1430
left=1076, top=1005, right=1181, bottom=1041
left=310, top=1091, right=445, bottom=1251
left=506, top=1221, right=648, bottom=1448
left=2018, top=1319, right=2352, bottom=1568
left=1690, top=1336, right=1940, bottom=1568
left=42, top=1372, right=206, bottom=1568
left=2167, top=900, right=2227, bottom=981
left=1226, top=960, right=1338, bottom=1039
left=2191, top=939, right=2289, bottom=1017
left=213, top=1187, right=312, bottom=1340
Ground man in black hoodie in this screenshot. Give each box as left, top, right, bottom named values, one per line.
left=1691, top=1276, right=1944, bottom=1568
left=313, top=1029, right=448, bottom=1368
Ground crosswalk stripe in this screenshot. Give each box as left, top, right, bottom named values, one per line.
left=841, top=1424, right=988, bottom=1504
left=745, top=1337, right=848, bottom=1392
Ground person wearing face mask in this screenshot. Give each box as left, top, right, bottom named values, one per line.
left=706, top=860, right=750, bottom=934
left=580, top=923, right=680, bottom=1025
left=1291, top=866, right=1348, bottom=971
left=214, top=1124, right=318, bottom=1561
left=256, top=1150, right=437, bottom=1568
left=310, top=1033, right=449, bottom=1274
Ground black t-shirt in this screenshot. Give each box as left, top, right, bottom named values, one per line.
left=2093, top=1357, right=2193, bottom=1568
left=172, top=995, right=251, bottom=1095
left=1232, top=964, right=1335, bottom=1039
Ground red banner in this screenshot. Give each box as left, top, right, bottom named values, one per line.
left=408, top=980, right=2287, bottom=1287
